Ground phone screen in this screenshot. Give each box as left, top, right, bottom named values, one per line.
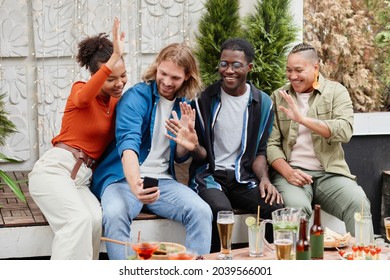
left=143, top=177, right=158, bottom=189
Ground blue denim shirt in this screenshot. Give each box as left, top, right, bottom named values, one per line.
left=91, top=81, right=188, bottom=199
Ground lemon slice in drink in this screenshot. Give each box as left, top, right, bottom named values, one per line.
left=354, top=212, right=362, bottom=222
left=245, top=216, right=256, bottom=227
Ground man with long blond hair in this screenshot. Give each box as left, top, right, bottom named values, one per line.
left=91, top=42, right=212, bottom=259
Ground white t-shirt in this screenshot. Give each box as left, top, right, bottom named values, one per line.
left=140, top=96, right=175, bottom=179
left=289, top=92, right=323, bottom=170
left=214, top=85, right=250, bottom=170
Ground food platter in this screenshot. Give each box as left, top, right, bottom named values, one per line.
left=339, top=252, right=387, bottom=260
left=151, top=242, right=186, bottom=260
left=324, top=227, right=351, bottom=249
left=324, top=242, right=348, bottom=249
left=338, top=244, right=387, bottom=260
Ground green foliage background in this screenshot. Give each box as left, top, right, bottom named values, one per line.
left=244, top=0, right=299, bottom=94
left=0, top=94, right=16, bottom=146
left=194, top=0, right=298, bottom=94
left=194, top=0, right=242, bottom=86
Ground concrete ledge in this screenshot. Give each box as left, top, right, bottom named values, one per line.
left=0, top=225, right=54, bottom=259
left=353, top=112, right=390, bottom=136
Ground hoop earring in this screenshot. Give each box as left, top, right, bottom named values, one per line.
left=312, top=70, right=320, bottom=90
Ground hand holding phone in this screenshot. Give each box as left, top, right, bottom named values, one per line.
left=143, top=176, right=158, bottom=189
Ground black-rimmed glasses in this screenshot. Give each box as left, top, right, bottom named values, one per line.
left=218, top=61, right=248, bottom=71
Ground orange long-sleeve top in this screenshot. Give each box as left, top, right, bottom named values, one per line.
left=52, top=64, right=119, bottom=160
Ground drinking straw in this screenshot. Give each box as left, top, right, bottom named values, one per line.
left=255, top=205, right=260, bottom=253
left=100, top=237, right=126, bottom=246
left=137, top=230, right=141, bottom=243
left=359, top=200, right=363, bottom=243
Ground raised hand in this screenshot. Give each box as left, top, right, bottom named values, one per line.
left=178, top=102, right=195, bottom=131
left=165, top=102, right=198, bottom=151
left=105, top=17, right=126, bottom=71
left=112, top=17, right=125, bottom=57
left=278, top=90, right=304, bottom=124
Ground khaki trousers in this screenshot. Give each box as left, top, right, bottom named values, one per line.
left=271, top=169, right=371, bottom=235
left=28, top=147, right=102, bottom=259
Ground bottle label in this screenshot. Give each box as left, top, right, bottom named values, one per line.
left=296, top=251, right=311, bottom=260
left=310, top=234, right=324, bottom=259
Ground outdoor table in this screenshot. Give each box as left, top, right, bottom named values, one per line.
left=203, top=242, right=390, bottom=260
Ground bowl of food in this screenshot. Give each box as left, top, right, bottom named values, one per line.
left=151, top=242, right=186, bottom=260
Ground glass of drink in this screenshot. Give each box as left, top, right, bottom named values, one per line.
left=274, top=229, right=293, bottom=260
left=124, top=238, right=137, bottom=260
left=384, top=217, right=390, bottom=243
left=217, top=210, right=235, bottom=260
left=354, top=212, right=374, bottom=245
left=261, top=207, right=304, bottom=259
left=167, top=250, right=197, bottom=260
left=248, top=223, right=265, bottom=257
left=131, top=241, right=159, bottom=260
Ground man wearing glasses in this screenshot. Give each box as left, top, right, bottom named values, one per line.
left=186, top=38, right=284, bottom=252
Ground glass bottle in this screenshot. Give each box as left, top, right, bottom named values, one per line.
left=310, top=204, right=324, bottom=259
left=296, top=217, right=310, bottom=260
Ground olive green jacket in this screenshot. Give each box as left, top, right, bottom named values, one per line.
left=266, top=74, right=356, bottom=180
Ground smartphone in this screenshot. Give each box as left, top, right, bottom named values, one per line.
left=143, top=176, right=158, bottom=189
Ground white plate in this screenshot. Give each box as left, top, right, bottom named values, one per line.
left=324, top=242, right=348, bottom=249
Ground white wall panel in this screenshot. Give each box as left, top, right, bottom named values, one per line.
left=0, top=0, right=303, bottom=171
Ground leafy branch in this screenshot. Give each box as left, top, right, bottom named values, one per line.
left=0, top=153, right=26, bottom=203
left=0, top=93, right=26, bottom=203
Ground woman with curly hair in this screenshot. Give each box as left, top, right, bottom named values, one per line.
left=28, top=17, right=127, bottom=260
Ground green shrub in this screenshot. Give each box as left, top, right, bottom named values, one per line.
left=194, top=0, right=242, bottom=87
left=243, top=0, right=299, bottom=94
left=194, top=0, right=298, bottom=94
